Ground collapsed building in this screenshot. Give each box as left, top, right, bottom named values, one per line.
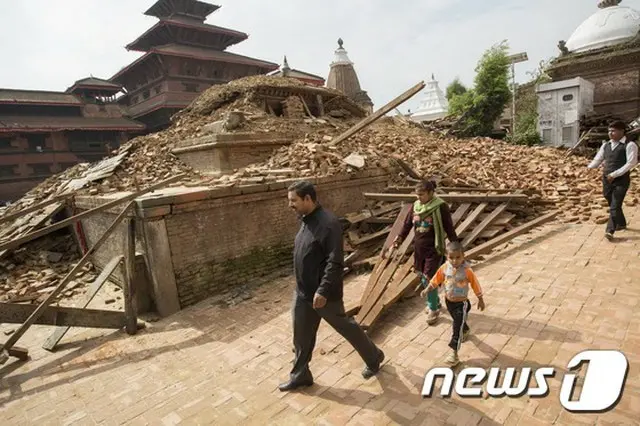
left=2, top=73, right=638, bottom=339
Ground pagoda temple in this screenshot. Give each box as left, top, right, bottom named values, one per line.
left=548, top=0, right=640, bottom=121
left=410, top=74, right=449, bottom=123
left=0, top=77, right=144, bottom=201
left=326, top=39, right=374, bottom=114
left=110, top=0, right=279, bottom=132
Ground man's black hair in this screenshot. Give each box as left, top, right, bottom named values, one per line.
left=609, top=120, right=627, bottom=132
left=288, top=180, right=317, bottom=202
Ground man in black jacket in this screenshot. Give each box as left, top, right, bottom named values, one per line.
left=279, top=181, right=384, bottom=392
left=588, top=120, right=638, bottom=241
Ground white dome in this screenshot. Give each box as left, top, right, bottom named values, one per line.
left=566, top=4, right=640, bottom=53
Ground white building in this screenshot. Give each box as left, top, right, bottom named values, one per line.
left=409, top=74, right=449, bottom=123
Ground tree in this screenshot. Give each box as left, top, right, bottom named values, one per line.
left=507, top=59, right=553, bottom=146
left=446, top=78, right=467, bottom=101
left=448, top=41, right=511, bottom=137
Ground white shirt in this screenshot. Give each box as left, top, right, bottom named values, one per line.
left=587, top=136, right=639, bottom=178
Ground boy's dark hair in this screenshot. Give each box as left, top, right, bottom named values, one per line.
left=609, top=120, right=627, bottom=132
left=288, top=180, right=317, bottom=202
left=446, top=240, right=464, bottom=254
left=416, top=179, right=437, bottom=192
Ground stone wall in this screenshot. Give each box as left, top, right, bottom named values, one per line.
left=73, top=170, right=389, bottom=315
left=172, top=132, right=292, bottom=174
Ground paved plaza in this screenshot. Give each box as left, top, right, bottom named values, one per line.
left=2, top=211, right=640, bottom=425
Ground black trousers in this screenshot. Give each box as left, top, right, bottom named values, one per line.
left=289, top=293, right=381, bottom=383
left=603, top=174, right=630, bottom=234
left=445, top=299, right=471, bottom=351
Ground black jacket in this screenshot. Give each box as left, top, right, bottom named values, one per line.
left=293, top=205, right=344, bottom=302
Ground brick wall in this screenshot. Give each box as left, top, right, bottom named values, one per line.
left=73, top=171, right=390, bottom=313
left=165, top=173, right=388, bottom=307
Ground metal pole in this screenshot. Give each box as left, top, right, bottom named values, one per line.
left=512, top=63, right=516, bottom=136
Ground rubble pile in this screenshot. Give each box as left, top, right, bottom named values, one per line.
left=0, top=233, right=97, bottom=304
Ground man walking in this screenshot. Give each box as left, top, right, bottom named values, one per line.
left=279, top=181, right=384, bottom=392
left=588, top=120, right=638, bottom=240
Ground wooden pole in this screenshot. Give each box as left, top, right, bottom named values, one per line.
left=0, top=174, right=184, bottom=253
left=123, top=217, right=137, bottom=335
left=0, top=201, right=135, bottom=360
left=329, top=81, right=425, bottom=146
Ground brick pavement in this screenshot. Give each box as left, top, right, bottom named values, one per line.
left=2, top=210, right=640, bottom=425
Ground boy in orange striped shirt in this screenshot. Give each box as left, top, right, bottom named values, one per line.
left=421, top=241, right=485, bottom=366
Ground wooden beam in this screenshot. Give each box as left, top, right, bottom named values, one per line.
left=123, top=218, right=138, bottom=335
left=0, top=175, right=184, bottom=253
left=0, top=194, right=73, bottom=225
left=462, top=203, right=509, bottom=248
left=330, top=81, right=425, bottom=146
left=363, top=193, right=529, bottom=204
left=0, top=201, right=135, bottom=355
left=351, top=227, right=392, bottom=246
left=466, top=210, right=560, bottom=260
left=42, top=255, right=123, bottom=351
left=0, top=303, right=127, bottom=329
left=344, top=203, right=402, bottom=225
left=451, top=203, right=472, bottom=228
left=456, top=203, right=488, bottom=236
left=364, top=217, right=396, bottom=225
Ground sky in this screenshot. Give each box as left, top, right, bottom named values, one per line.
left=1, top=0, right=639, bottom=114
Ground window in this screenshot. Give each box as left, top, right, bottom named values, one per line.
left=29, top=163, right=51, bottom=176
left=0, top=165, right=17, bottom=177
left=154, top=85, right=162, bottom=95
left=562, top=94, right=574, bottom=102
left=542, top=129, right=552, bottom=144
left=183, top=83, right=198, bottom=92
left=0, top=137, right=13, bottom=149
left=26, top=134, right=47, bottom=151
left=143, top=90, right=150, bottom=100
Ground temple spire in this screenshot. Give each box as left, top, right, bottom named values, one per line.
left=282, top=56, right=291, bottom=77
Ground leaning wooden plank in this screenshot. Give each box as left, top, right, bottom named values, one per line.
left=479, top=226, right=507, bottom=240
left=392, top=157, right=423, bottom=180
left=462, top=203, right=509, bottom=248
left=345, top=301, right=361, bottom=317
left=364, top=217, right=396, bottom=225
left=356, top=258, right=400, bottom=324
left=0, top=174, right=184, bottom=253
left=456, top=203, right=488, bottom=236
left=330, top=81, right=425, bottom=146
left=352, top=226, right=392, bottom=246
left=123, top=218, right=137, bottom=335
left=42, top=255, right=123, bottom=351
left=0, top=303, right=127, bottom=329
left=363, top=193, right=529, bottom=204
left=345, top=203, right=402, bottom=225
left=466, top=211, right=560, bottom=260
left=451, top=203, right=472, bottom=227
left=357, top=229, right=414, bottom=322
left=357, top=204, right=411, bottom=306
left=0, top=201, right=135, bottom=355
left=361, top=261, right=415, bottom=329
left=380, top=203, right=412, bottom=255
left=0, top=194, right=72, bottom=225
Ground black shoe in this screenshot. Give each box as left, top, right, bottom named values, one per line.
left=278, top=379, right=313, bottom=392
left=362, top=350, right=385, bottom=379
left=605, top=232, right=614, bottom=241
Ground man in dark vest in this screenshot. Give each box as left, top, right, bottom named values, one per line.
left=588, top=120, right=638, bottom=240
left=279, top=181, right=384, bottom=391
